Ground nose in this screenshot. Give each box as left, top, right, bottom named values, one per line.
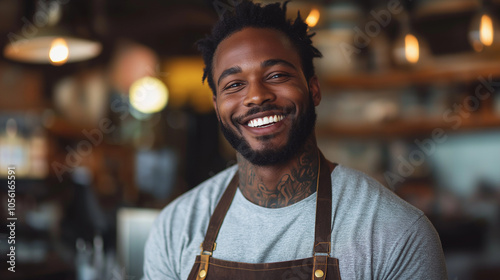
left=243, top=81, right=276, bottom=107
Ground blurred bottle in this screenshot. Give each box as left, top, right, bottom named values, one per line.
left=75, top=238, right=95, bottom=280
left=93, top=235, right=105, bottom=279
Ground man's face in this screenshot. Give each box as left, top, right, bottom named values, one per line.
left=212, top=27, right=321, bottom=166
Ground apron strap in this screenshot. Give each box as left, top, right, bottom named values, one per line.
left=196, top=174, right=239, bottom=279
left=314, top=152, right=335, bottom=255
left=201, top=173, right=239, bottom=254
left=313, top=152, right=337, bottom=280
left=198, top=152, right=337, bottom=280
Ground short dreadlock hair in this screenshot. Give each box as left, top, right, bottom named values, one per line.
left=197, top=0, right=322, bottom=96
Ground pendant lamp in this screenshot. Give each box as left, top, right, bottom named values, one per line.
left=469, top=6, right=499, bottom=52
left=3, top=0, right=101, bottom=66
left=392, top=12, right=428, bottom=66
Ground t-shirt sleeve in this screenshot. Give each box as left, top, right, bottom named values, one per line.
left=382, top=215, right=448, bottom=280
left=142, top=213, right=179, bottom=280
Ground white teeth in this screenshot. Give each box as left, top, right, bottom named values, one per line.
left=247, top=115, right=284, bottom=128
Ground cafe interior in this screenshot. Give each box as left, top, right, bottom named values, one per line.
left=0, top=0, right=499, bottom=279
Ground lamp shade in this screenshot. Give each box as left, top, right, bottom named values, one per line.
left=3, top=1, right=101, bottom=65
left=4, top=35, right=101, bottom=64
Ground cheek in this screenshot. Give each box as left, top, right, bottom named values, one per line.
left=273, top=86, right=309, bottom=108
left=216, top=98, right=239, bottom=121
left=272, top=81, right=308, bottom=97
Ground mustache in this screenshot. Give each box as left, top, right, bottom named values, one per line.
left=233, top=104, right=295, bottom=124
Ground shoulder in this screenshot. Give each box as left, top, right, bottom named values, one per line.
left=331, top=164, right=423, bottom=221
left=156, top=165, right=238, bottom=231
left=143, top=166, right=237, bottom=279
left=330, top=165, right=447, bottom=278
left=330, top=164, right=430, bottom=248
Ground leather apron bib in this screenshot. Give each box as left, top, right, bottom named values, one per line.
left=187, top=153, right=341, bottom=280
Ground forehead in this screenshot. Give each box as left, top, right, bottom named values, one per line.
left=213, top=27, right=301, bottom=75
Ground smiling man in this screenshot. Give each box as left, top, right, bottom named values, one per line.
left=143, top=1, right=447, bottom=279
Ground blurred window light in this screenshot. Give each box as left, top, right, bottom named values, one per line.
left=430, top=132, right=500, bottom=198
left=129, top=76, right=168, bottom=114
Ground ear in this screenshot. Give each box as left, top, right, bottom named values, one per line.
left=212, top=94, right=219, bottom=117
left=308, top=75, right=321, bottom=106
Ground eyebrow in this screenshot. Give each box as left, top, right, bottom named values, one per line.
left=261, top=59, right=297, bottom=70
left=217, top=66, right=242, bottom=86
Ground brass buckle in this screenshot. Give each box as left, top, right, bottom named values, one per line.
left=199, top=242, right=217, bottom=254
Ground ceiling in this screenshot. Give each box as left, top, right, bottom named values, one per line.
left=1, top=0, right=499, bottom=65
left=0, top=0, right=218, bottom=64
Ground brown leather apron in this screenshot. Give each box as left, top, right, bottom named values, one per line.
left=187, top=153, right=341, bottom=280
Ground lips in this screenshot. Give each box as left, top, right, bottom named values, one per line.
left=247, top=115, right=284, bottom=128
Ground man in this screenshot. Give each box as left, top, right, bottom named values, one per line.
left=144, top=1, right=447, bottom=279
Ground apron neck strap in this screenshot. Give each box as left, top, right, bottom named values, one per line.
left=314, top=152, right=336, bottom=255
left=201, top=173, right=239, bottom=254
left=201, top=152, right=337, bottom=255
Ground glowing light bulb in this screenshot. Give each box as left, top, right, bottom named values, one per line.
left=305, top=8, right=320, bottom=28
left=480, top=14, right=494, bottom=46
left=49, top=38, right=69, bottom=65
left=405, top=34, right=419, bottom=64
left=129, top=77, right=168, bottom=114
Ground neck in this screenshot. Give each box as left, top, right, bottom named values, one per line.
left=236, top=137, right=320, bottom=208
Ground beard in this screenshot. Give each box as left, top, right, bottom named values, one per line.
left=218, top=93, right=317, bottom=166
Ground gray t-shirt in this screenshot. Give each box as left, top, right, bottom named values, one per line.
left=144, top=165, right=447, bottom=279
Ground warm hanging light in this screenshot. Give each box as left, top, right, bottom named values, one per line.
left=405, top=34, right=420, bottom=64
left=305, top=8, right=320, bottom=28
left=392, top=11, right=427, bottom=66
left=469, top=9, right=498, bottom=52
left=129, top=77, right=168, bottom=114
left=480, top=14, right=494, bottom=46
left=49, top=38, right=69, bottom=65
left=261, top=1, right=323, bottom=28
left=3, top=0, right=101, bottom=64
left=393, top=31, right=425, bottom=66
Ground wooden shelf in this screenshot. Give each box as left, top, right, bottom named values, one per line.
left=324, top=53, right=500, bottom=90
left=317, top=114, right=500, bottom=139
left=45, top=116, right=95, bottom=139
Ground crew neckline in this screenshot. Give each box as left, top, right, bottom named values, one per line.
left=232, top=184, right=318, bottom=216
left=227, top=164, right=342, bottom=216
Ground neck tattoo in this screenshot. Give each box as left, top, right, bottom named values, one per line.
left=237, top=143, right=320, bottom=208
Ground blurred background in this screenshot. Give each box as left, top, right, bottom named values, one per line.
left=0, top=0, right=499, bottom=279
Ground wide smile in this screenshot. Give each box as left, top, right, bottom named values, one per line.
left=247, top=114, right=285, bottom=128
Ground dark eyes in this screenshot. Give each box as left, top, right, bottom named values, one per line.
left=222, top=73, right=290, bottom=92
left=269, top=73, right=288, bottom=79
left=223, top=82, right=244, bottom=91
left=268, top=73, right=289, bottom=80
